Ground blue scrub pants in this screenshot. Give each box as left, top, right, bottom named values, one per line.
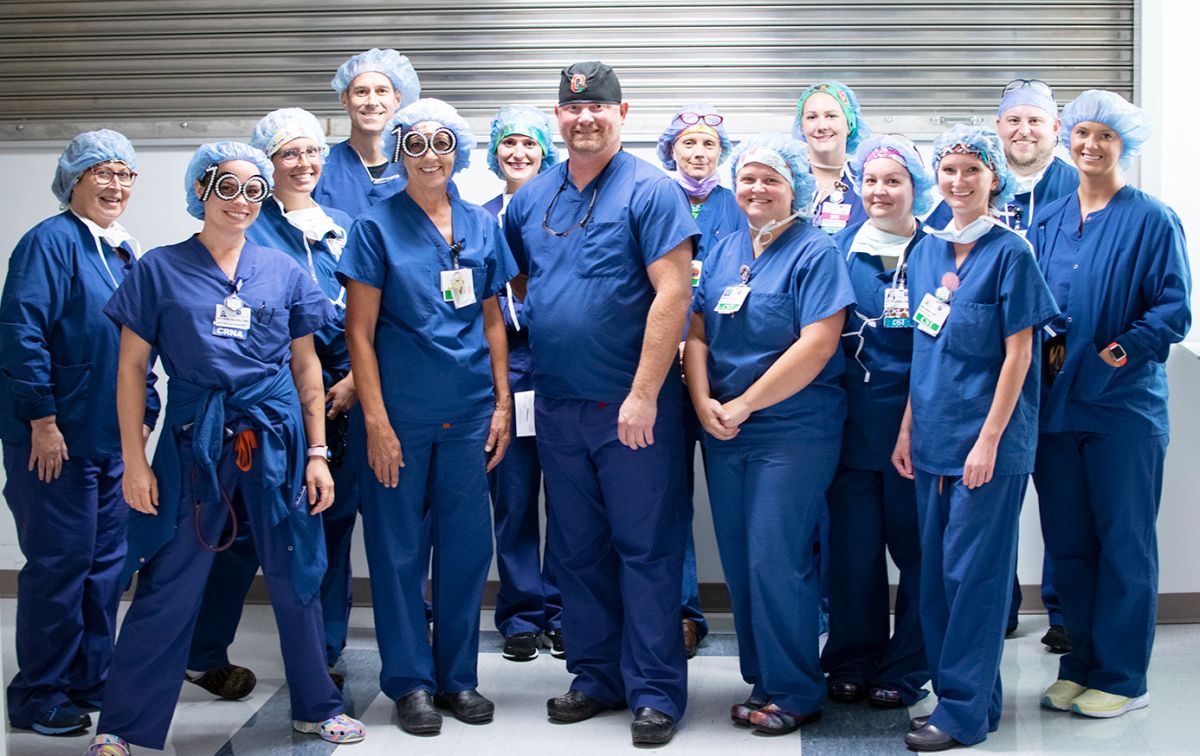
left=186, top=451, right=359, bottom=670
left=915, top=470, right=1024, bottom=747
left=97, top=436, right=342, bottom=749
left=705, top=430, right=839, bottom=715
left=488, top=429, right=562, bottom=637
left=535, top=395, right=688, bottom=720
left=822, top=464, right=928, bottom=703
left=3, top=444, right=126, bottom=728
left=681, top=397, right=709, bottom=639
left=358, top=415, right=492, bottom=699
left=1033, top=432, right=1166, bottom=697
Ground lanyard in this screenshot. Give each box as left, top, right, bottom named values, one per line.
left=841, top=247, right=909, bottom=383
left=300, top=235, right=346, bottom=310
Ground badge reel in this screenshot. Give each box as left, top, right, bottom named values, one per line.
left=714, top=264, right=751, bottom=315
left=817, top=181, right=851, bottom=234
left=914, top=272, right=959, bottom=337
left=439, top=241, right=477, bottom=309
left=213, top=278, right=251, bottom=340
left=690, top=259, right=703, bottom=288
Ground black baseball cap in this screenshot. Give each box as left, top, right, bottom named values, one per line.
left=558, top=61, right=622, bottom=106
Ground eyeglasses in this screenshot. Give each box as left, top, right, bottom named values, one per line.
left=200, top=166, right=270, bottom=204
left=542, top=171, right=600, bottom=237
left=89, top=166, right=137, bottom=187
left=393, top=127, right=457, bottom=162
left=676, top=112, right=723, bottom=127
left=1002, top=79, right=1055, bottom=99
left=275, top=146, right=323, bottom=166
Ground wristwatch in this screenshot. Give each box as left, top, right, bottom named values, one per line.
left=307, top=445, right=330, bottom=460
left=1106, top=341, right=1127, bottom=367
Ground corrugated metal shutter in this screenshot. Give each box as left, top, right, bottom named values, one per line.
left=0, top=0, right=1135, bottom=141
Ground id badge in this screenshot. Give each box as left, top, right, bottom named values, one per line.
left=882, top=287, right=912, bottom=328
left=913, top=293, right=950, bottom=337
left=440, top=269, right=477, bottom=309
left=514, top=390, right=536, bottom=437
left=212, top=303, right=251, bottom=340
left=690, top=259, right=703, bottom=288
left=818, top=202, right=852, bottom=233
left=714, top=284, right=750, bottom=315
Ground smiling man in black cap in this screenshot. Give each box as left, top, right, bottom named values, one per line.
left=503, top=61, right=699, bottom=745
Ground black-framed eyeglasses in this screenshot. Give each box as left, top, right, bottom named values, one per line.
left=542, top=171, right=600, bottom=237
left=1002, top=79, right=1055, bottom=99
left=200, top=165, right=270, bottom=203
left=676, top=112, right=723, bottom=127
left=276, top=146, right=323, bottom=166
left=392, top=126, right=457, bottom=163
left=88, top=165, right=137, bottom=187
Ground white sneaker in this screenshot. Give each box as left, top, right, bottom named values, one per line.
left=293, top=713, right=366, bottom=743
left=1070, top=689, right=1150, bottom=718
left=1041, top=679, right=1087, bottom=711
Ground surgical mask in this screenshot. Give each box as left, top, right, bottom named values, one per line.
left=283, top=203, right=345, bottom=257
left=750, top=209, right=804, bottom=248
left=924, top=215, right=997, bottom=244
left=71, top=210, right=140, bottom=289
left=848, top=221, right=913, bottom=260
left=1012, top=164, right=1046, bottom=196
left=675, top=170, right=720, bottom=200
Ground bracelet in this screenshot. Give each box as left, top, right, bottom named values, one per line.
left=307, top=445, right=329, bottom=460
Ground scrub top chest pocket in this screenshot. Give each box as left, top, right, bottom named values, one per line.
left=942, top=301, right=1003, bottom=361
left=573, top=220, right=632, bottom=278
left=741, top=292, right=797, bottom=350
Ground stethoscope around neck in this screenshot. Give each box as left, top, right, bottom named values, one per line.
left=841, top=247, right=908, bottom=384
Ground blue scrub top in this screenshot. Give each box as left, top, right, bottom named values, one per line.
left=484, top=193, right=534, bottom=392
left=812, top=167, right=868, bottom=235
left=834, top=220, right=924, bottom=470
left=338, top=190, right=517, bottom=424
left=0, top=211, right=159, bottom=457
left=247, top=200, right=353, bottom=385
left=311, top=140, right=406, bottom=219
left=1031, top=186, right=1191, bottom=436
left=693, top=222, right=856, bottom=439
left=907, top=225, right=1058, bottom=476
left=105, top=237, right=334, bottom=391
left=925, top=156, right=1078, bottom=234
left=688, top=184, right=748, bottom=262
left=504, top=150, right=700, bottom=403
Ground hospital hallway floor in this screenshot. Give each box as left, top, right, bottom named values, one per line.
left=3, top=600, right=1198, bottom=754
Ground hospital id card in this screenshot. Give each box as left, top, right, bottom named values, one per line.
left=882, top=287, right=912, bottom=328
left=440, top=269, right=477, bottom=309
left=818, top=202, right=852, bottom=233
left=514, top=390, right=536, bottom=437
left=690, top=259, right=703, bottom=288
left=914, top=293, right=950, bottom=337
left=714, top=284, right=750, bottom=315
left=212, top=303, right=251, bottom=340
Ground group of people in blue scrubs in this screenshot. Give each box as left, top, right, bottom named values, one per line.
left=0, top=46, right=1188, bottom=756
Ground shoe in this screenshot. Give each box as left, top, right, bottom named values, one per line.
left=828, top=680, right=867, bottom=703
left=328, top=666, right=345, bottom=690
left=395, top=690, right=442, bottom=735
left=1041, top=679, right=1087, bottom=711
left=502, top=632, right=539, bottom=662
left=29, top=704, right=90, bottom=735
left=730, top=696, right=768, bottom=727
left=1040, top=624, right=1072, bottom=654
left=1005, top=618, right=1019, bottom=638
left=682, top=619, right=701, bottom=659
left=904, top=722, right=963, bottom=751
left=868, top=685, right=904, bottom=709
left=89, top=734, right=130, bottom=755
left=748, top=703, right=822, bottom=735
left=544, top=628, right=566, bottom=659
left=909, top=715, right=930, bottom=731
left=631, top=707, right=675, bottom=745
left=186, top=664, right=257, bottom=700
left=293, top=713, right=366, bottom=744
left=1070, top=689, right=1150, bottom=718
left=546, top=689, right=615, bottom=723
left=434, top=689, right=495, bottom=724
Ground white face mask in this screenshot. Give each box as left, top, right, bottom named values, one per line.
left=750, top=209, right=805, bottom=248
left=924, top=215, right=997, bottom=244
left=848, top=220, right=913, bottom=259
left=283, top=204, right=345, bottom=255
left=1012, top=165, right=1046, bottom=196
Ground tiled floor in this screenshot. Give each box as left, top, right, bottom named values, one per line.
left=3, top=601, right=1197, bottom=754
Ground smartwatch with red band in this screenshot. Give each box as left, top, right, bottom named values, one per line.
left=1107, top=341, right=1127, bottom=367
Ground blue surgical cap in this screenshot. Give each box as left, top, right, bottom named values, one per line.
left=1059, top=90, right=1151, bottom=171
left=250, top=108, right=328, bottom=158
left=486, top=105, right=559, bottom=179
left=382, top=98, right=476, bottom=181
left=52, top=129, right=137, bottom=205
left=997, top=80, right=1058, bottom=120
left=931, top=124, right=1017, bottom=210
left=184, top=141, right=274, bottom=220
left=850, top=134, right=937, bottom=217
left=331, top=48, right=421, bottom=108
left=655, top=104, right=733, bottom=172
left=792, top=81, right=871, bottom=154
left=728, top=133, right=817, bottom=214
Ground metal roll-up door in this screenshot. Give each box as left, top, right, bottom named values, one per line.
left=0, top=1, right=1135, bottom=142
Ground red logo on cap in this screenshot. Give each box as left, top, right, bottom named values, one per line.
left=570, top=73, right=587, bottom=94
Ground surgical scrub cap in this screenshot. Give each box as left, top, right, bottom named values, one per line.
left=330, top=48, right=422, bottom=108
left=997, top=80, right=1058, bottom=120
left=486, top=105, right=559, bottom=179
left=382, top=98, right=476, bottom=181
left=792, top=81, right=871, bottom=154
left=1059, top=90, right=1151, bottom=171
left=52, top=129, right=137, bottom=205
left=184, top=141, right=274, bottom=220
left=728, top=133, right=817, bottom=214
left=850, top=134, right=937, bottom=217
left=250, top=108, right=328, bottom=158
left=932, top=124, right=1017, bottom=210
left=655, top=104, right=733, bottom=172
